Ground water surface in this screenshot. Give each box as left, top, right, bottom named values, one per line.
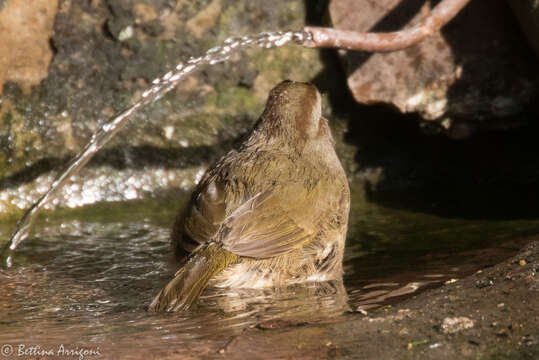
left=1, top=184, right=537, bottom=358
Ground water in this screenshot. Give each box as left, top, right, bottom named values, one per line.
left=1, top=30, right=311, bottom=265
left=1, top=183, right=536, bottom=358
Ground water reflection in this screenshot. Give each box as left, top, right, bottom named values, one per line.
left=199, top=280, right=349, bottom=321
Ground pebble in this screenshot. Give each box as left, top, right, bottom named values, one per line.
left=441, top=317, right=475, bottom=334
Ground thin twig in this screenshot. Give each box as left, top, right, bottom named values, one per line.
left=304, top=0, right=471, bottom=51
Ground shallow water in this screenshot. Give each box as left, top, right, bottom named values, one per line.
left=0, top=182, right=537, bottom=358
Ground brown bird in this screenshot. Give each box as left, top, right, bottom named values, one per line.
left=149, top=80, right=350, bottom=312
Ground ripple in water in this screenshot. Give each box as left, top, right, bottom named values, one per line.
left=0, top=194, right=533, bottom=359
left=0, top=218, right=349, bottom=358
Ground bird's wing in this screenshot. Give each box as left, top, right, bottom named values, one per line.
left=182, top=179, right=227, bottom=250
left=217, top=186, right=317, bottom=258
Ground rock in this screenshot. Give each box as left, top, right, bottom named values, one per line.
left=441, top=316, right=475, bottom=334
left=0, top=0, right=330, bottom=217
left=186, top=0, right=222, bottom=38
left=508, top=0, right=539, bottom=57
left=329, top=0, right=536, bottom=136
left=0, top=0, right=59, bottom=94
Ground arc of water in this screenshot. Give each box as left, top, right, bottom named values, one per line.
left=1, top=30, right=311, bottom=267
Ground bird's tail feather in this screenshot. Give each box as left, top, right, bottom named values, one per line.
left=149, top=243, right=238, bottom=312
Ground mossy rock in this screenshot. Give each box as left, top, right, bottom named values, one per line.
left=0, top=0, right=343, bottom=218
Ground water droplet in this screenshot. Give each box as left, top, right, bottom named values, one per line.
left=209, top=56, right=230, bottom=65
left=183, top=64, right=196, bottom=73
left=169, top=74, right=182, bottom=82
left=163, top=71, right=173, bottom=81
left=207, top=45, right=221, bottom=54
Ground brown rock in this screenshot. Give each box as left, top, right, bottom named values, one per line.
left=508, top=0, right=539, bottom=57
left=186, top=0, right=222, bottom=38
left=329, top=0, right=536, bottom=133
left=0, top=0, right=59, bottom=94
left=330, top=0, right=456, bottom=120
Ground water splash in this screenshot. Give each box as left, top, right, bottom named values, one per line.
left=1, top=30, right=312, bottom=267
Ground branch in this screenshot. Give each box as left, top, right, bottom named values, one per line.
left=304, top=0, right=471, bottom=52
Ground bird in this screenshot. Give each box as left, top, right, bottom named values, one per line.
left=149, top=80, right=350, bottom=312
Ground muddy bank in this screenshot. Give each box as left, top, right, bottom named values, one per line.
left=141, top=238, right=538, bottom=359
